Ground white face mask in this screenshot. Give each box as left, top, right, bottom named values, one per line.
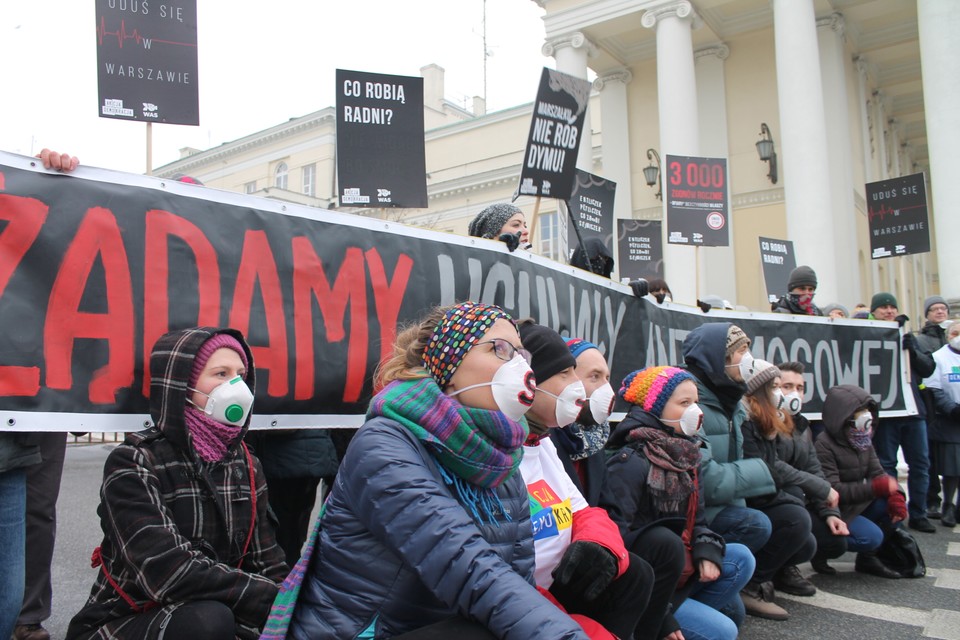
left=853, top=411, right=873, bottom=434
left=950, top=335, right=960, bottom=351
left=727, top=350, right=755, bottom=381
left=662, top=403, right=704, bottom=436
left=771, top=388, right=785, bottom=411
left=449, top=354, right=536, bottom=422
left=940, top=320, right=953, bottom=330
left=586, top=382, right=616, bottom=425
left=782, top=391, right=803, bottom=416
left=189, top=376, right=255, bottom=426
left=537, top=380, right=587, bottom=427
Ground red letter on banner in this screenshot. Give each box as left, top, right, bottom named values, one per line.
left=291, top=239, right=367, bottom=403
left=142, top=210, right=221, bottom=396
left=0, top=194, right=48, bottom=396
left=228, top=230, right=289, bottom=397
left=45, top=207, right=135, bottom=403
left=365, top=248, right=412, bottom=364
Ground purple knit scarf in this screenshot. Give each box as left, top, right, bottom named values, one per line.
left=185, top=406, right=242, bottom=462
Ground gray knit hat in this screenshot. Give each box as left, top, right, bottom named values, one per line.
left=468, top=203, right=522, bottom=239
left=924, top=295, right=949, bottom=318
left=788, top=265, right=818, bottom=291
left=822, top=303, right=849, bottom=318
left=745, top=358, right=781, bottom=396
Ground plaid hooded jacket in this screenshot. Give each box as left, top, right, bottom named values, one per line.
left=67, top=327, right=288, bottom=640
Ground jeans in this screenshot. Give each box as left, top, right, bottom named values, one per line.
left=873, top=417, right=931, bottom=521
left=674, top=544, right=755, bottom=640
left=751, top=503, right=817, bottom=583
left=0, top=468, right=27, bottom=640
left=845, top=498, right=889, bottom=552
left=708, top=506, right=772, bottom=553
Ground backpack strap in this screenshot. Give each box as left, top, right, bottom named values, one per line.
left=238, top=440, right=257, bottom=567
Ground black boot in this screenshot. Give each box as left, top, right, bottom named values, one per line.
left=855, top=551, right=901, bottom=579
left=810, top=553, right=837, bottom=576
left=942, top=503, right=956, bottom=528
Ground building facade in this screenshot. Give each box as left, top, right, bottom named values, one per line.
left=156, top=0, right=956, bottom=319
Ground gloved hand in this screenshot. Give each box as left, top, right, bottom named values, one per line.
left=697, top=299, right=713, bottom=313
left=551, top=541, right=619, bottom=602
left=629, top=278, right=649, bottom=298
left=871, top=475, right=895, bottom=497
left=887, top=492, right=907, bottom=522
left=895, top=314, right=910, bottom=328
left=950, top=405, right=960, bottom=422
left=498, top=232, right=521, bottom=252
left=901, top=333, right=916, bottom=351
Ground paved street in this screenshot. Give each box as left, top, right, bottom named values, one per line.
left=42, top=442, right=960, bottom=640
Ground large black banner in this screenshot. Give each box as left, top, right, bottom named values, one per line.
left=517, top=68, right=593, bottom=201
left=0, top=152, right=913, bottom=430
left=866, top=172, right=930, bottom=259
left=95, top=0, right=199, bottom=125
left=336, top=69, right=427, bottom=208
left=759, top=237, right=797, bottom=304
left=665, top=155, right=729, bottom=247
left=617, top=220, right=663, bottom=282
left=566, top=170, right=615, bottom=261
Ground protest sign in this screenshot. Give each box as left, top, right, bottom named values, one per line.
left=665, top=155, right=729, bottom=247
left=758, top=237, right=797, bottom=304
left=617, top=220, right=663, bottom=282
left=866, top=172, right=930, bottom=259
left=566, top=170, right=615, bottom=263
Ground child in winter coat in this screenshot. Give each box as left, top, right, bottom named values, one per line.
left=67, top=328, right=288, bottom=640
left=814, top=385, right=907, bottom=578
left=606, top=366, right=755, bottom=640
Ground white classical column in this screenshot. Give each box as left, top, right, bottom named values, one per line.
left=542, top=32, right=595, bottom=172
left=642, top=0, right=700, bottom=305
left=772, top=0, right=837, bottom=305
left=817, top=13, right=861, bottom=308
left=594, top=69, right=634, bottom=224
left=694, top=44, right=737, bottom=305
left=919, top=1, right=960, bottom=297
left=855, top=58, right=883, bottom=297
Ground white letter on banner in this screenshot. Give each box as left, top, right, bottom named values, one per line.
left=861, top=340, right=882, bottom=402
left=517, top=271, right=531, bottom=321
left=881, top=340, right=899, bottom=409
left=481, top=262, right=515, bottom=312
left=437, top=254, right=456, bottom=305
left=814, top=340, right=836, bottom=400
left=831, top=340, right=861, bottom=386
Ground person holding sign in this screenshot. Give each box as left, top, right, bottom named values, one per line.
left=468, top=203, right=530, bottom=252
left=517, top=322, right=652, bottom=640
left=67, top=328, right=288, bottom=640
left=286, top=303, right=586, bottom=640
left=770, top=266, right=823, bottom=316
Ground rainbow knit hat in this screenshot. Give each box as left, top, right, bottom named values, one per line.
left=620, top=366, right=695, bottom=419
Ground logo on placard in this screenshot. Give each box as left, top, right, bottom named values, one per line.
left=142, top=103, right=159, bottom=119
left=101, top=98, right=134, bottom=118
left=341, top=188, right=370, bottom=204
left=706, top=212, right=725, bottom=230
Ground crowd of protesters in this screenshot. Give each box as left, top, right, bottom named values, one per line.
left=2, top=182, right=956, bottom=640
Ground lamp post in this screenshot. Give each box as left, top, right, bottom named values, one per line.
left=756, top=123, right=778, bottom=184
left=643, top=148, right=662, bottom=200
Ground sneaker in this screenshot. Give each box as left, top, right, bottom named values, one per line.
left=774, top=564, right=817, bottom=596
left=13, top=624, right=51, bottom=640
left=740, top=581, right=789, bottom=621
left=908, top=517, right=937, bottom=533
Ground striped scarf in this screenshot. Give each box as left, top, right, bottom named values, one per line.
left=369, top=378, right=528, bottom=523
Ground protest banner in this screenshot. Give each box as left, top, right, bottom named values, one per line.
left=566, top=170, right=615, bottom=264
left=758, top=236, right=797, bottom=304
left=866, top=172, right=930, bottom=259
left=0, top=152, right=914, bottom=430
left=336, top=69, right=427, bottom=208
left=617, top=220, right=663, bottom=282
left=665, top=155, right=729, bottom=247
left=517, top=68, right=593, bottom=201
left=95, top=0, right=199, bottom=125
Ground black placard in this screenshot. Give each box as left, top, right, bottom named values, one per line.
left=617, top=220, right=663, bottom=282
left=336, top=69, right=427, bottom=208
left=866, top=172, right=930, bottom=259
left=665, top=155, right=729, bottom=246
left=566, top=170, right=616, bottom=260
left=95, top=0, right=199, bottom=125
left=517, top=68, right=593, bottom=201
left=758, top=236, right=798, bottom=303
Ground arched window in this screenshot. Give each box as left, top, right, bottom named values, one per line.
left=274, top=162, right=289, bottom=190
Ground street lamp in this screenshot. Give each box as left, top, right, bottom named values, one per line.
left=643, top=148, right=662, bottom=200
left=756, top=123, right=778, bottom=184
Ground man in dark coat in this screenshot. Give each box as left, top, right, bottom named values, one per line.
left=916, top=295, right=951, bottom=518
left=770, top=266, right=824, bottom=316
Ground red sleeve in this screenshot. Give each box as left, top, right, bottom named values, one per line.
left=571, top=506, right=629, bottom=578
left=537, top=586, right=616, bottom=640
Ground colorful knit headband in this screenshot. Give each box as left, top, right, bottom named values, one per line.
left=566, top=338, right=599, bottom=359
left=422, top=301, right=513, bottom=387
left=620, top=366, right=695, bottom=419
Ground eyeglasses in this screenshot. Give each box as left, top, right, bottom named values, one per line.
left=476, top=338, right=532, bottom=364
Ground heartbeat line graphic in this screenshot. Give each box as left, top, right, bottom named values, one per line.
left=96, top=17, right=197, bottom=49
left=866, top=202, right=925, bottom=222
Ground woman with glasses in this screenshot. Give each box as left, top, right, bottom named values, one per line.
left=284, top=302, right=587, bottom=640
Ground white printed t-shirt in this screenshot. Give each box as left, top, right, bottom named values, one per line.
left=924, top=344, right=960, bottom=404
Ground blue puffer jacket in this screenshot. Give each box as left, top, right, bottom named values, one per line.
left=288, top=417, right=586, bottom=640
left=681, top=323, right=775, bottom=523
